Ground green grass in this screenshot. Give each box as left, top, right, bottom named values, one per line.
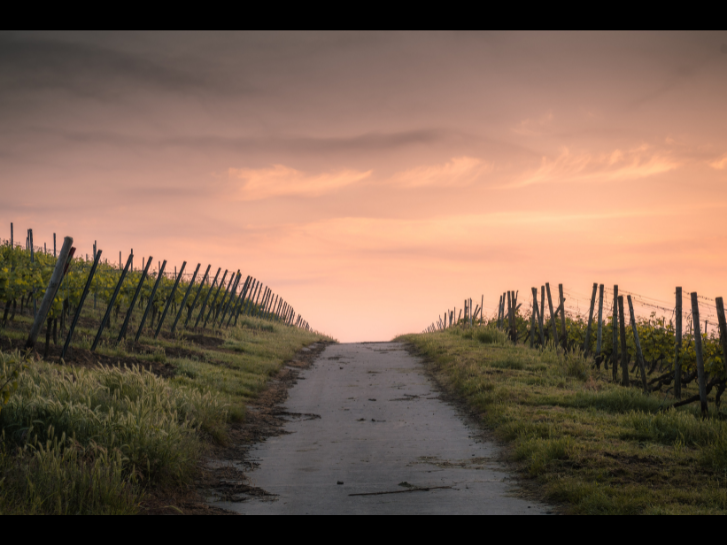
left=0, top=313, right=331, bottom=514
left=397, top=326, right=727, bottom=515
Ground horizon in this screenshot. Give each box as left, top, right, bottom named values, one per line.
left=2, top=31, right=727, bottom=342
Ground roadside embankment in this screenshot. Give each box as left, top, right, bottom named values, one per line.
left=0, top=315, right=331, bottom=515
left=397, top=327, right=727, bottom=515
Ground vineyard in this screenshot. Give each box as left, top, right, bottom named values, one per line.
left=0, top=225, right=317, bottom=361
left=423, top=282, right=727, bottom=416
left=0, top=224, right=328, bottom=515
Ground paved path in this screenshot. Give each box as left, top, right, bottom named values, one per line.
left=213, top=342, right=548, bottom=515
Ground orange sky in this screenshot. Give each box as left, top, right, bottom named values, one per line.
left=2, top=32, right=727, bottom=341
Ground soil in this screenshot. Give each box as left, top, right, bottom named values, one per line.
left=187, top=342, right=334, bottom=512
left=140, top=341, right=333, bottom=515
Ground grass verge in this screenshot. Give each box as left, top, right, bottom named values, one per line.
left=396, top=327, right=727, bottom=515
left=0, top=315, right=331, bottom=514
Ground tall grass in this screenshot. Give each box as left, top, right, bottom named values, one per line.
left=0, top=350, right=228, bottom=514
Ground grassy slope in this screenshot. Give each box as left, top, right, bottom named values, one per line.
left=397, top=327, right=727, bottom=515
left=0, top=313, right=331, bottom=514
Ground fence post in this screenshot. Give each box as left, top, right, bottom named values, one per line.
left=529, top=295, right=535, bottom=349
left=252, top=285, right=266, bottom=317
left=558, top=284, right=567, bottom=349
left=612, top=285, right=619, bottom=382
left=244, top=280, right=260, bottom=316
left=618, top=296, right=630, bottom=386
left=10, top=223, right=13, bottom=247
left=627, top=295, right=649, bottom=393
left=171, top=263, right=201, bottom=334
left=184, top=264, right=210, bottom=328
left=25, top=237, right=74, bottom=349
left=194, top=267, right=221, bottom=329
left=204, top=269, right=229, bottom=328
left=584, top=283, right=597, bottom=356
left=117, top=255, right=153, bottom=343
left=596, top=284, right=605, bottom=365
left=233, top=276, right=254, bottom=326
left=691, top=292, right=708, bottom=415
left=61, top=250, right=102, bottom=359
left=154, top=261, right=187, bottom=338
left=227, top=275, right=250, bottom=326
left=545, top=283, right=558, bottom=346
left=674, top=287, right=682, bottom=399
left=219, top=272, right=240, bottom=326
left=216, top=272, right=240, bottom=327
left=214, top=271, right=235, bottom=324
left=134, top=260, right=167, bottom=343
left=532, top=287, right=544, bottom=345
left=716, top=296, right=727, bottom=380
left=92, top=253, right=133, bottom=351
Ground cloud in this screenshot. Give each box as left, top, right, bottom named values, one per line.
left=391, top=156, right=491, bottom=188
left=230, top=164, right=371, bottom=201
left=709, top=154, right=727, bottom=170
left=511, top=110, right=554, bottom=136
left=509, top=145, right=680, bottom=188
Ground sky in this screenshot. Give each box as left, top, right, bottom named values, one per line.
left=1, top=31, right=727, bottom=341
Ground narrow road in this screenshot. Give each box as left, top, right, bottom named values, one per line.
left=214, top=342, right=548, bottom=515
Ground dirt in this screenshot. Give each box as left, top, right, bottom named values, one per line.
left=183, top=334, right=225, bottom=348
left=190, top=342, right=334, bottom=512
left=0, top=335, right=177, bottom=378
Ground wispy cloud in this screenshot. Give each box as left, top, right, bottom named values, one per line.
left=508, top=144, right=680, bottom=188
left=230, top=164, right=371, bottom=201
left=709, top=154, right=727, bottom=170
left=511, top=110, right=554, bottom=136
left=391, top=156, right=491, bottom=188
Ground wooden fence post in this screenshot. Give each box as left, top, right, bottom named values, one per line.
left=627, top=295, right=649, bottom=392
left=155, top=261, right=187, bottom=338
left=10, top=223, right=12, bottom=248
left=240, top=279, right=256, bottom=317
left=545, top=283, right=558, bottom=346
left=223, top=273, right=244, bottom=324
left=715, top=296, right=727, bottom=379
left=532, top=287, right=545, bottom=345
left=172, top=263, right=201, bottom=334
left=204, top=270, right=229, bottom=328
left=674, top=287, right=682, bottom=399
left=184, top=264, right=211, bottom=328
left=612, top=285, right=619, bottom=382
left=231, top=277, right=252, bottom=325
left=61, top=249, right=102, bottom=359
left=251, top=285, right=265, bottom=317
left=25, top=237, right=73, bottom=349
left=92, top=253, right=133, bottom=351
left=247, top=281, right=263, bottom=316
left=215, top=271, right=239, bottom=326
left=134, top=260, right=167, bottom=343
left=530, top=295, right=535, bottom=349
left=618, top=296, right=629, bottom=386
left=558, top=284, right=567, bottom=349
left=691, top=293, right=708, bottom=415
left=194, top=267, right=221, bottom=328
left=244, top=280, right=260, bottom=316
left=584, top=283, right=597, bottom=356
left=596, top=284, right=604, bottom=364
left=117, top=255, right=153, bottom=343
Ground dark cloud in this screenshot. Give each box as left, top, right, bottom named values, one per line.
left=0, top=32, right=255, bottom=100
